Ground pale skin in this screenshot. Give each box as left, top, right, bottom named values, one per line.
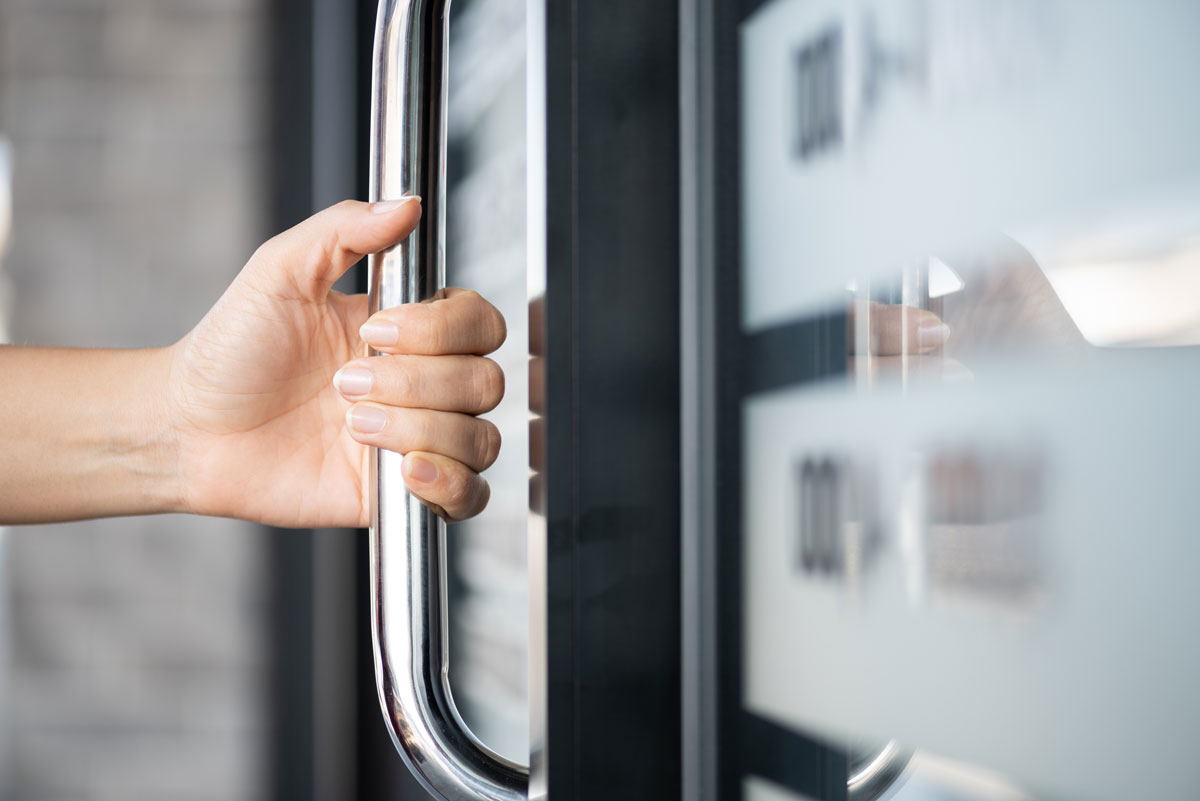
left=0, top=197, right=506, bottom=527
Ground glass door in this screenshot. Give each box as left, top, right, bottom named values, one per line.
left=684, top=1, right=1200, bottom=799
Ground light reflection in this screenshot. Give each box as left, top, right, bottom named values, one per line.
left=928, top=257, right=965, bottom=299
left=844, top=211, right=1200, bottom=387
left=1012, top=191, right=1200, bottom=346
left=1041, top=245, right=1200, bottom=347
left=0, top=137, right=10, bottom=260
left=891, top=751, right=1036, bottom=801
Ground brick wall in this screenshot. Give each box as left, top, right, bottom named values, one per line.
left=0, top=2, right=270, bottom=800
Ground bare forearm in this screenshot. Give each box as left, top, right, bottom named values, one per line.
left=0, top=345, right=182, bottom=524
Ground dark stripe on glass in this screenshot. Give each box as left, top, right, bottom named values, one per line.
left=742, top=712, right=850, bottom=801
left=741, top=312, right=849, bottom=396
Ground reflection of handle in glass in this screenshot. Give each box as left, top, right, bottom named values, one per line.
left=849, top=740, right=911, bottom=800
left=367, top=2, right=529, bottom=800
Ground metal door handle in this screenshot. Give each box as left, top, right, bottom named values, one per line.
left=367, top=2, right=529, bottom=799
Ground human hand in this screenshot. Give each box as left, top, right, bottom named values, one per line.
left=847, top=300, right=970, bottom=382
left=165, top=198, right=505, bottom=528
left=847, top=239, right=1089, bottom=383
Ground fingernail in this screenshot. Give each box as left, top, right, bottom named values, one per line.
left=917, top=322, right=950, bottom=350
left=371, top=196, right=421, bottom=214
left=333, top=367, right=373, bottom=396
left=405, top=455, right=439, bottom=484
left=360, top=321, right=400, bottom=346
left=347, top=406, right=388, bottom=434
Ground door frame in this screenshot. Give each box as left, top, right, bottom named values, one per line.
left=530, top=0, right=684, bottom=798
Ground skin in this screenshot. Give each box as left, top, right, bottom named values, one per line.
left=849, top=300, right=949, bottom=356
left=848, top=240, right=1087, bottom=382
left=846, top=300, right=968, bottom=381
left=0, top=198, right=505, bottom=528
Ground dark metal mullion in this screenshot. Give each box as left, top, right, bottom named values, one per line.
left=543, top=0, right=581, bottom=794
left=266, top=0, right=316, bottom=797
left=680, top=0, right=720, bottom=798
left=542, top=0, right=683, bottom=798
left=308, top=1, right=370, bottom=798
left=713, top=1, right=745, bottom=797
left=269, top=527, right=316, bottom=801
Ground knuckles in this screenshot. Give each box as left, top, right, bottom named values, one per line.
left=354, top=354, right=501, bottom=415
left=442, top=468, right=476, bottom=511
left=472, top=358, right=505, bottom=413
left=365, top=288, right=508, bottom=356
left=441, top=471, right=491, bottom=521
left=476, top=420, right=502, bottom=471
left=481, top=303, right=507, bottom=353
left=387, top=359, right=416, bottom=402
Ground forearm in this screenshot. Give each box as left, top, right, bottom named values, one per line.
left=0, top=345, right=182, bottom=524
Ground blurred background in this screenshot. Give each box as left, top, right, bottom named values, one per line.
left=0, top=1, right=527, bottom=799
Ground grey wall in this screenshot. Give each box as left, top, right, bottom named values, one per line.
left=0, top=2, right=270, bottom=799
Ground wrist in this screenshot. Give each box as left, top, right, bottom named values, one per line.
left=0, top=345, right=186, bottom=524
left=136, top=344, right=187, bottom=516
left=77, top=345, right=186, bottom=518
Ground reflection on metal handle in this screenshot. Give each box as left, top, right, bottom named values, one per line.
left=368, top=2, right=529, bottom=799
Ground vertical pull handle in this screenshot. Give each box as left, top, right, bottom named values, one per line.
left=368, top=2, right=529, bottom=800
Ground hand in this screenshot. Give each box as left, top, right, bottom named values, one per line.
left=849, top=301, right=949, bottom=356
left=847, top=300, right=970, bottom=382
left=166, top=198, right=506, bottom=528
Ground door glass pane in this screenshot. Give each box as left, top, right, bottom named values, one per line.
left=445, top=0, right=529, bottom=766
left=738, top=2, right=1200, bottom=799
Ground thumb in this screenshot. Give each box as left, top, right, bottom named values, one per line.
left=248, top=197, right=422, bottom=302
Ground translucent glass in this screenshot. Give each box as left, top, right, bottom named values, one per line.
left=739, top=2, right=1200, bottom=799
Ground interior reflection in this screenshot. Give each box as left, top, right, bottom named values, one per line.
left=849, top=196, right=1200, bottom=389
left=827, top=202, right=1200, bottom=799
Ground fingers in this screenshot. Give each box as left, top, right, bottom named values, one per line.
left=250, top=197, right=422, bottom=302
left=850, top=301, right=950, bottom=355
left=345, top=404, right=501, bottom=474
left=333, top=354, right=504, bottom=415
left=401, top=452, right=491, bottom=522
left=359, top=288, right=507, bottom=356
left=339, top=287, right=507, bottom=523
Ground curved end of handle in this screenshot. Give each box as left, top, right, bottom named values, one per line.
left=370, top=456, right=530, bottom=801
left=372, top=606, right=529, bottom=801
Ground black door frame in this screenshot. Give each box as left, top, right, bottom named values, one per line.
left=534, top=1, right=683, bottom=798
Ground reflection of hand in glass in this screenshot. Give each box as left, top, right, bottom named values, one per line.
left=849, top=236, right=1089, bottom=383
left=848, top=301, right=970, bottom=382
left=939, top=236, right=1087, bottom=359
left=850, top=301, right=948, bottom=355
left=0, top=199, right=506, bottom=527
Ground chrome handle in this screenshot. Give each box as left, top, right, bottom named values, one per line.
left=367, top=2, right=529, bottom=800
